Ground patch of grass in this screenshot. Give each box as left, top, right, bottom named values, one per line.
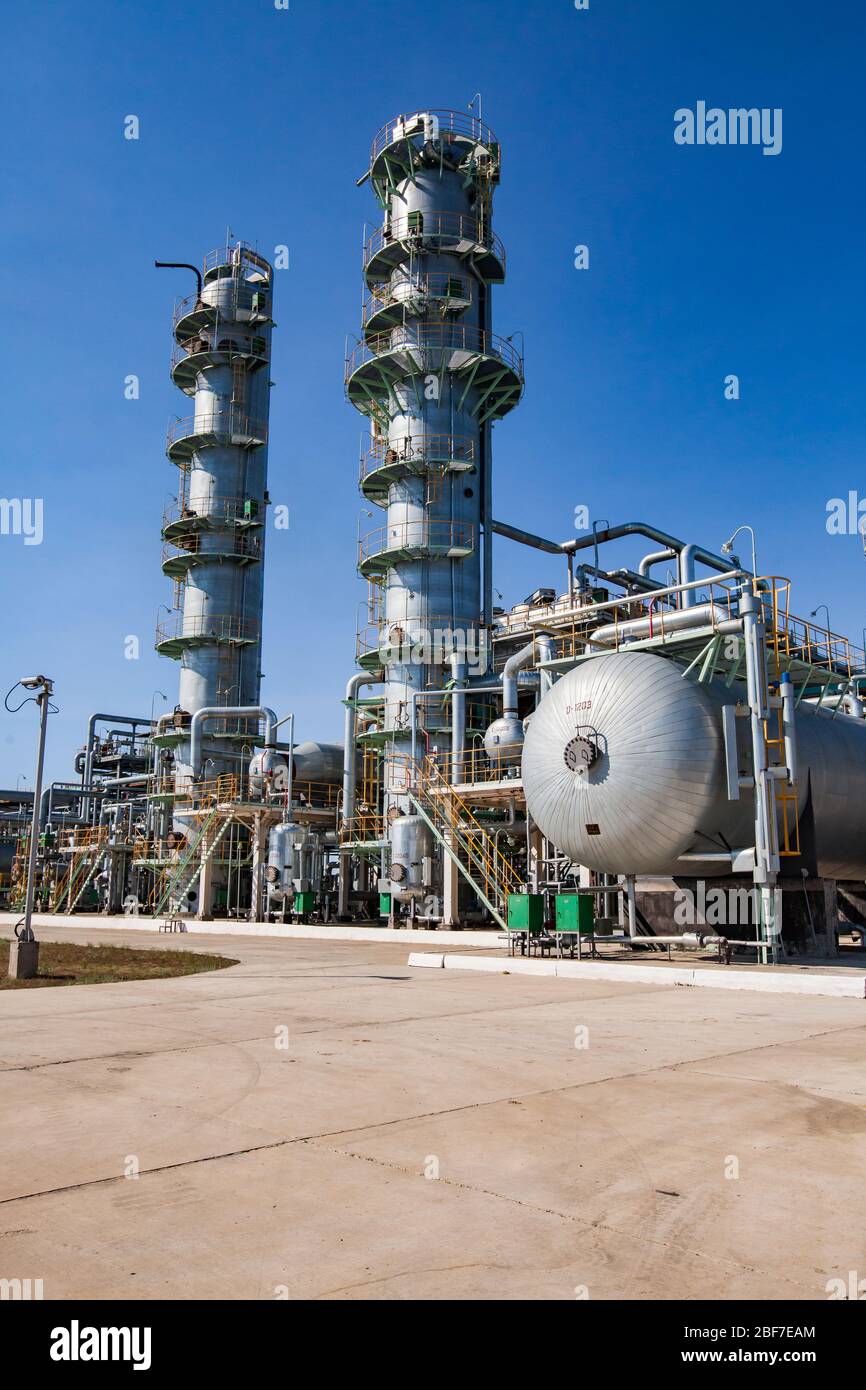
left=0, top=940, right=239, bottom=989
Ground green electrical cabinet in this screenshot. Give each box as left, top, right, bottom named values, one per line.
left=379, top=892, right=392, bottom=916
left=555, top=893, right=594, bottom=934
left=507, top=893, right=545, bottom=933
left=293, top=891, right=315, bottom=916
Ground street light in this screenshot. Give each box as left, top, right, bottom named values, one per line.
left=10, top=675, right=54, bottom=977
left=721, top=524, right=757, bottom=578
left=811, top=605, right=831, bottom=655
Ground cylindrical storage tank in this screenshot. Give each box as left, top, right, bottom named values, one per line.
left=483, top=713, right=524, bottom=769
left=248, top=748, right=289, bottom=800
left=522, top=651, right=866, bottom=880
left=388, top=814, right=433, bottom=900
left=292, top=742, right=343, bottom=785
left=266, top=822, right=296, bottom=901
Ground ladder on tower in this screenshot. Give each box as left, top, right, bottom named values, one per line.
left=762, top=582, right=800, bottom=857
left=151, top=807, right=231, bottom=918
left=407, top=755, right=523, bottom=928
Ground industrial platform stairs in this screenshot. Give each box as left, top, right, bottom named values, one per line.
left=407, top=756, right=523, bottom=928
left=151, top=807, right=232, bottom=918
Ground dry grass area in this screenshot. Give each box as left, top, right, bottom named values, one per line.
left=0, top=940, right=238, bottom=989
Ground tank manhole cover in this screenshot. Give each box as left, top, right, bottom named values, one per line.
left=563, top=735, right=597, bottom=776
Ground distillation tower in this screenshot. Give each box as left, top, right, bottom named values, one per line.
left=156, top=242, right=274, bottom=785
left=346, top=111, right=524, bottom=829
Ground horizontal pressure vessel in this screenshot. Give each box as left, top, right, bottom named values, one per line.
left=521, top=651, right=866, bottom=880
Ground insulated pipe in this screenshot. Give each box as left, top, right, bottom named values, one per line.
left=526, top=569, right=745, bottom=627
left=639, top=548, right=677, bottom=577
left=83, top=713, right=149, bottom=820
left=561, top=523, right=735, bottom=577
left=189, top=706, right=277, bottom=778
left=450, top=653, right=467, bottom=784
left=535, top=635, right=556, bottom=695
left=586, top=603, right=739, bottom=649
left=341, top=674, right=375, bottom=832
left=502, top=641, right=538, bottom=714
left=338, top=674, right=376, bottom=918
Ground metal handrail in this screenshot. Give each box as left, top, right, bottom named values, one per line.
left=359, top=519, right=476, bottom=567
left=369, top=110, right=498, bottom=164
left=173, top=283, right=271, bottom=330
left=155, top=613, right=260, bottom=646
left=166, top=411, right=268, bottom=450
left=362, top=272, right=474, bottom=328
left=162, top=493, right=264, bottom=531
left=202, top=243, right=272, bottom=279
left=356, top=611, right=489, bottom=663
left=361, top=433, right=476, bottom=482
left=162, top=532, right=262, bottom=565
left=363, top=211, right=505, bottom=277
left=346, top=322, right=523, bottom=380
left=170, top=333, right=267, bottom=373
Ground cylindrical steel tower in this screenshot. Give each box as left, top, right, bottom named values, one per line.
left=346, top=110, right=523, bottom=810
left=156, top=242, right=274, bottom=780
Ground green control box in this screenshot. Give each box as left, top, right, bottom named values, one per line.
left=555, top=893, right=594, bottom=934
left=293, top=891, right=315, bottom=915
left=507, top=893, right=545, bottom=932
left=379, top=892, right=392, bottom=916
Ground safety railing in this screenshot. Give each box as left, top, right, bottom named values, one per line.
left=363, top=212, right=505, bottom=277
left=362, top=272, right=473, bottom=329
left=516, top=572, right=864, bottom=682
left=340, top=811, right=387, bottom=844
left=360, top=432, right=476, bottom=483
left=359, top=519, right=476, bottom=569
left=370, top=110, right=498, bottom=164
left=202, top=243, right=273, bottom=280
left=400, top=754, right=523, bottom=917
left=760, top=578, right=860, bottom=678
left=172, top=774, right=342, bottom=812
left=162, top=493, right=264, bottom=531
left=155, top=613, right=260, bottom=647
left=173, top=283, right=271, bottom=331
left=346, top=321, right=522, bottom=381
left=166, top=411, right=268, bottom=454
left=170, top=333, right=267, bottom=373
left=161, top=531, right=262, bottom=566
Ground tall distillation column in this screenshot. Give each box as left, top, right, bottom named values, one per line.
left=346, top=111, right=523, bottom=831
left=156, top=242, right=274, bottom=788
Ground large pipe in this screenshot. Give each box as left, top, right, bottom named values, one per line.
left=189, top=706, right=277, bottom=778
left=502, top=641, right=537, bottom=714
left=82, top=713, right=149, bottom=820
left=154, top=260, right=202, bottom=297
left=493, top=518, right=738, bottom=578
left=639, top=547, right=677, bottom=577
left=338, top=674, right=376, bottom=917
left=586, top=603, right=739, bottom=649
left=450, top=653, right=467, bottom=783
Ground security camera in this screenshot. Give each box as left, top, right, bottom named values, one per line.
left=19, top=675, right=52, bottom=691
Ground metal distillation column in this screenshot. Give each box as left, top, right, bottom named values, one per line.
left=156, top=242, right=274, bottom=785
left=346, top=111, right=523, bottom=830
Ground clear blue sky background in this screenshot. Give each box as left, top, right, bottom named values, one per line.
left=3, top=0, right=865, bottom=788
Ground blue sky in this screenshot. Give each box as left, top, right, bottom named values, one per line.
left=2, top=0, right=865, bottom=787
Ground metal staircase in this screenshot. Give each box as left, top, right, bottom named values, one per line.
left=407, top=755, right=523, bottom=928
left=151, top=807, right=231, bottom=918
left=68, top=855, right=102, bottom=912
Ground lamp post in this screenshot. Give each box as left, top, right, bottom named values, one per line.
left=10, top=675, right=53, bottom=978
left=721, top=524, right=758, bottom=580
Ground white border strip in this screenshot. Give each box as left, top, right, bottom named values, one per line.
left=406, top=952, right=866, bottom=998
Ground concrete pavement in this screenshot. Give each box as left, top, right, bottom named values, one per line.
left=1, top=921, right=864, bottom=1300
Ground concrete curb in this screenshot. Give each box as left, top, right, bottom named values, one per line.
left=406, top=951, right=866, bottom=998
left=0, top=913, right=501, bottom=951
